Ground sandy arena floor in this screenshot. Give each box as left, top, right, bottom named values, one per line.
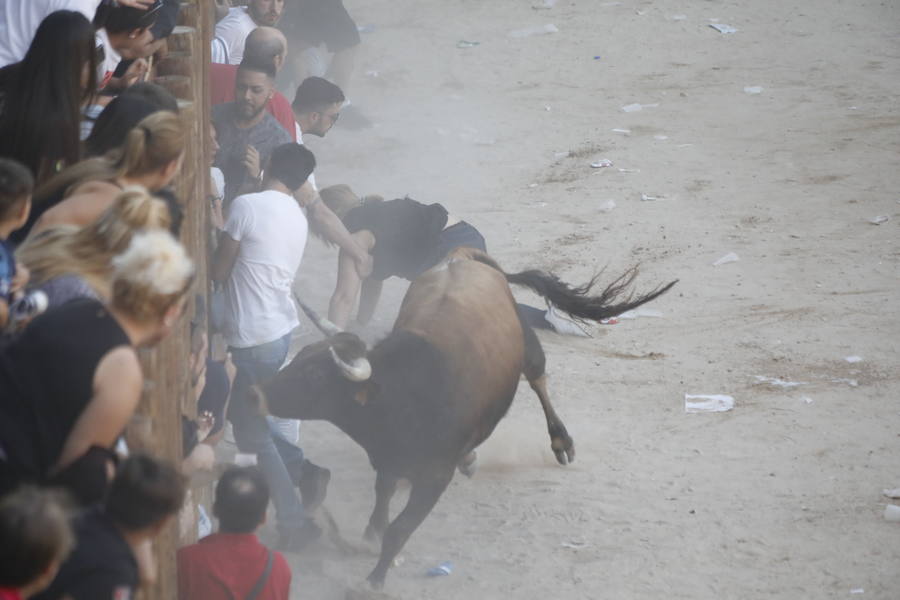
left=268, top=0, right=900, bottom=597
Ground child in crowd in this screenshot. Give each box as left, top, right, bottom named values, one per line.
left=0, top=486, right=74, bottom=600
left=0, top=158, right=35, bottom=329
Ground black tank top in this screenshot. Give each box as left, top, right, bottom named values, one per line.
left=0, top=299, right=131, bottom=488
left=343, top=198, right=448, bottom=281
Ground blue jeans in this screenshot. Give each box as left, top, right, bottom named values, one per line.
left=228, top=333, right=307, bottom=536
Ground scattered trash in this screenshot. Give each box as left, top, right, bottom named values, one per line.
left=754, top=376, right=806, bottom=388
left=456, top=40, right=480, bottom=48
left=364, top=70, right=379, bottom=78
left=509, top=23, right=559, bottom=38
left=393, top=556, right=405, bottom=567
left=884, top=504, right=900, bottom=522
left=654, top=134, right=669, bottom=140
left=850, top=590, right=865, bottom=595
left=709, top=23, right=738, bottom=34
left=234, top=453, right=257, bottom=467
left=599, top=317, right=618, bottom=325
left=544, top=105, right=552, bottom=111
left=598, top=199, right=617, bottom=213
left=560, top=540, right=588, bottom=549
left=669, top=14, right=687, bottom=21
left=712, top=252, right=740, bottom=266
left=868, top=215, right=889, bottom=225
left=611, top=128, right=631, bottom=134
left=622, top=103, right=643, bottom=112
left=528, top=183, right=539, bottom=188
left=618, top=168, right=640, bottom=173
left=882, top=488, right=900, bottom=499
left=832, top=378, right=859, bottom=387
left=618, top=307, right=664, bottom=319
left=801, top=396, right=814, bottom=404
left=426, top=561, right=453, bottom=577
left=532, top=0, right=556, bottom=8
left=685, top=394, right=734, bottom=413
left=744, top=86, right=764, bottom=94
left=593, top=55, right=602, bottom=60
left=641, top=193, right=659, bottom=201
left=554, top=151, right=571, bottom=159
left=591, top=159, right=613, bottom=168
left=844, top=356, right=863, bottom=363
left=356, top=24, right=376, bottom=34
left=600, top=1, right=623, bottom=6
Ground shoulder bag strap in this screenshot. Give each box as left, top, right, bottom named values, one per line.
left=244, top=549, right=274, bottom=600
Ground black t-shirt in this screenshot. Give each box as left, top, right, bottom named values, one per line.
left=34, top=507, right=138, bottom=600
left=343, top=198, right=449, bottom=281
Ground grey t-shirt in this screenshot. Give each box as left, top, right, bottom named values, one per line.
left=37, top=274, right=100, bottom=310
left=212, top=102, right=292, bottom=203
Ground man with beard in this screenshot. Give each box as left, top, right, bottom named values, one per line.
left=212, top=0, right=284, bottom=65
left=212, top=58, right=290, bottom=204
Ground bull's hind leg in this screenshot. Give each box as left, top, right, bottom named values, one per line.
left=367, top=467, right=454, bottom=589
left=520, top=315, right=576, bottom=465
left=364, top=471, right=398, bottom=544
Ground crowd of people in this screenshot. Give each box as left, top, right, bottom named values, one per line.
left=0, top=1, right=595, bottom=598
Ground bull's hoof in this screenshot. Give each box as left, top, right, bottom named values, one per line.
left=366, top=571, right=386, bottom=591
left=551, top=437, right=576, bottom=465
left=457, top=451, right=478, bottom=478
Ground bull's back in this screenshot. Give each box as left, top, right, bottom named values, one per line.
left=394, top=253, right=525, bottom=413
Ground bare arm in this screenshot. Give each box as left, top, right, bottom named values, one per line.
left=299, top=190, right=373, bottom=278
left=328, top=230, right=375, bottom=328
left=55, top=346, right=142, bottom=472
left=211, top=232, right=240, bottom=284
left=356, top=277, right=383, bottom=326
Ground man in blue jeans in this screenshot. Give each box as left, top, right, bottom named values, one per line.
left=212, top=142, right=328, bottom=551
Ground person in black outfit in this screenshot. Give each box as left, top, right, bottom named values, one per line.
left=34, top=454, right=186, bottom=600
left=0, top=228, right=195, bottom=505
left=319, top=185, right=590, bottom=336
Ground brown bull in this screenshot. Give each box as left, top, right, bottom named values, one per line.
left=255, top=248, right=676, bottom=588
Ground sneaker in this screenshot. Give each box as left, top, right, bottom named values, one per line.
left=276, top=518, right=322, bottom=553
left=543, top=305, right=591, bottom=337
left=298, top=460, right=330, bottom=511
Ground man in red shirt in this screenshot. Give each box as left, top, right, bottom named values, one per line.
left=210, top=27, right=297, bottom=141
left=177, top=466, right=291, bottom=600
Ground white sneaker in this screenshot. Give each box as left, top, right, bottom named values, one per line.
left=543, top=305, right=591, bottom=337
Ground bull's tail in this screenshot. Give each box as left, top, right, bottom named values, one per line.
left=467, top=251, right=677, bottom=323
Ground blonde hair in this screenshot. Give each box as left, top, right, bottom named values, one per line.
left=17, top=187, right=172, bottom=297
left=111, top=229, right=194, bottom=322
left=318, top=184, right=386, bottom=221
left=111, top=111, right=185, bottom=179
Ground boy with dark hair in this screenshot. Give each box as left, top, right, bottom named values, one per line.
left=0, top=159, right=34, bottom=329
left=95, top=0, right=164, bottom=89
left=0, top=487, right=74, bottom=600
left=177, top=466, right=291, bottom=600
left=291, top=76, right=345, bottom=138
left=34, top=454, right=186, bottom=600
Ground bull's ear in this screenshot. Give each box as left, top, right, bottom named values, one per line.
left=353, top=381, right=379, bottom=406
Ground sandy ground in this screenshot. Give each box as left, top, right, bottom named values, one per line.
left=248, top=0, right=900, bottom=597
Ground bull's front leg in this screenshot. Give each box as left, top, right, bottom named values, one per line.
left=364, top=470, right=398, bottom=545
left=366, top=468, right=453, bottom=589
left=530, top=374, right=575, bottom=465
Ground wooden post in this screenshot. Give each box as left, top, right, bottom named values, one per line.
left=136, top=2, right=211, bottom=598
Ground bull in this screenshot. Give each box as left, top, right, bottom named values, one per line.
left=254, top=248, right=676, bottom=588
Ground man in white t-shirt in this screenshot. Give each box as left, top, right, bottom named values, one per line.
left=0, top=0, right=154, bottom=68
left=212, top=0, right=284, bottom=65
left=211, top=141, right=327, bottom=551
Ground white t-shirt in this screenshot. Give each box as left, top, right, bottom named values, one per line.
left=211, top=6, right=256, bottom=65
left=222, top=189, right=308, bottom=348
left=295, top=133, right=317, bottom=190
left=94, top=27, right=121, bottom=89
left=0, top=0, right=100, bottom=66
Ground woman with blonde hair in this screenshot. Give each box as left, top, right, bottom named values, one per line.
left=0, top=229, right=194, bottom=505
left=30, top=110, right=185, bottom=233
left=17, top=187, right=172, bottom=310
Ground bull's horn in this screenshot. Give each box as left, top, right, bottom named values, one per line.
left=294, top=293, right=341, bottom=337
left=329, top=346, right=372, bottom=382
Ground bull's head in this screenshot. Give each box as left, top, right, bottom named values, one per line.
left=252, top=298, right=374, bottom=421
